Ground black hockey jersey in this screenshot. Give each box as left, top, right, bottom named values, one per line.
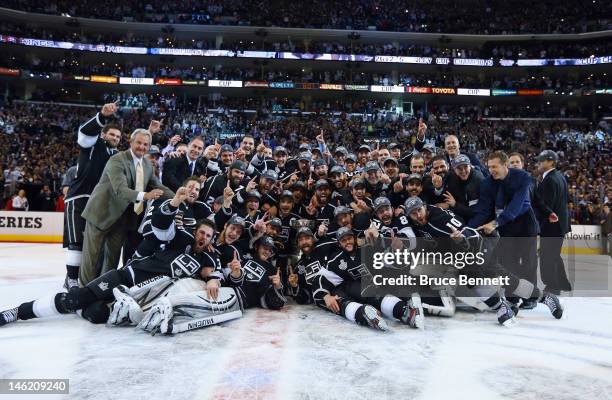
left=409, top=205, right=480, bottom=252
left=223, top=256, right=285, bottom=310
left=132, top=198, right=222, bottom=260
left=311, top=249, right=371, bottom=306
left=66, top=112, right=117, bottom=200
left=287, top=251, right=326, bottom=304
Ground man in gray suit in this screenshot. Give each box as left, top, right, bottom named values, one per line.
left=79, top=128, right=174, bottom=285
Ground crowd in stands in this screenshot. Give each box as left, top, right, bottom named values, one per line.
left=1, top=97, right=609, bottom=226
left=2, top=21, right=612, bottom=60
left=4, top=0, right=611, bottom=34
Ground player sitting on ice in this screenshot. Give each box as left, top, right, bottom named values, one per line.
left=225, top=235, right=286, bottom=311
left=284, top=227, right=325, bottom=304
left=403, top=196, right=564, bottom=327
left=311, top=227, right=423, bottom=332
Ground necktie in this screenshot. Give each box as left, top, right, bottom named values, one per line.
left=134, top=161, right=144, bottom=215
left=189, top=161, right=195, bottom=176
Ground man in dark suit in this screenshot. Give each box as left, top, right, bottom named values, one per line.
left=469, top=151, right=539, bottom=287
left=80, top=128, right=174, bottom=285
left=162, top=136, right=206, bottom=192
left=534, top=150, right=572, bottom=294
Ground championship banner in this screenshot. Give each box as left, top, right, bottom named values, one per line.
left=2, top=33, right=612, bottom=69
left=0, top=211, right=63, bottom=243
left=453, top=59, right=494, bottom=67
left=374, top=56, right=432, bottom=64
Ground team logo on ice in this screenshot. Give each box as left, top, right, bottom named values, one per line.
left=98, top=281, right=109, bottom=291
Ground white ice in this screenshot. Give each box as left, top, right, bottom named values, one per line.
left=1, top=243, right=611, bottom=400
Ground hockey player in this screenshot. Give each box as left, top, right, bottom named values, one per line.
left=199, top=160, right=247, bottom=205
left=329, top=165, right=350, bottom=203
left=224, top=235, right=286, bottom=311
left=62, top=102, right=122, bottom=289
left=216, top=215, right=250, bottom=271
left=346, top=178, right=373, bottom=215
left=363, top=161, right=389, bottom=199
left=133, top=178, right=228, bottom=260
left=304, top=179, right=338, bottom=226
left=286, top=227, right=335, bottom=305
left=0, top=219, right=221, bottom=327
left=311, top=227, right=423, bottom=331
left=344, top=154, right=358, bottom=178
left=369, top=197, right=417, bottom=247
left=274, top=191, right=301, bottom=268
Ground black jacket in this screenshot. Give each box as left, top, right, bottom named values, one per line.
left=162, top=154, right=207, bottom=192
left=445, top=168, right=485, bottom=221
left=534, top=169, right=571, bottom=236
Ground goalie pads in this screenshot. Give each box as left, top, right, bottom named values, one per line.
left=108, top=277, right=208, bottom=326
left=138, top=287, right=243, bottom=335
left=128, top=275, right=176, bottom=311
left=108, top=285, right=145, bottom=326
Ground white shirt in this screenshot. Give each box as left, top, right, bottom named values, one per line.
left=187, top=156, right=198, bottom=175
left=542, top=168, right=555, bottom=181
left=130, top=149, right=145, bottom=202
left=12, top=196, right=28, bottom=211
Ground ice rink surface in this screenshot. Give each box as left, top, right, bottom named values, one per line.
left=1, top=243, right=611, bottom=400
